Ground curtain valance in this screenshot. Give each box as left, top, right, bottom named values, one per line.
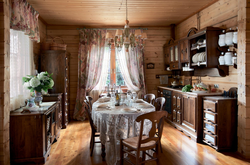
left=10, top=0, right=40, bottom=43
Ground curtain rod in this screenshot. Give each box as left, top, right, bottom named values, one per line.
left=76, top=27, right=148, bottom=30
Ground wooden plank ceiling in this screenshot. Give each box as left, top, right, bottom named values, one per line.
left=27, top=0, right=217, bottom=26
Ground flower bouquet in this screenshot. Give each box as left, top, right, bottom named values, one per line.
left=22, top=71, right=54, bottom=106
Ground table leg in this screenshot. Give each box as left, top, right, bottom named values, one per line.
left=101, top=144, right=106, bottom=161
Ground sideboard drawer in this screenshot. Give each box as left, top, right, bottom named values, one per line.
left=204, top=100, right=217, bottom=112
left=204, top=120, right=217, bottom=135
left=204, top=131, right=217, bottom=146
left=204, top=110, right=217, bottom=124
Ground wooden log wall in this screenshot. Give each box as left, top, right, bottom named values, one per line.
left=176, top=0, right=238, bottom=91
left=0, top=0, right=10, bottom=164
left=46, top=26, right=171, bottom=119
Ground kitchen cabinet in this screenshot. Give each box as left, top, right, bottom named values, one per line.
left=158, top=86, right=222, bottom=142
left=203, top=96, right=237, bottom=151
left=182, top=94, right=197, bottom=130
left=189, top=27, right=222, bottom=68
left=164, top=41, right=180, bottom=70
left=10, top=102, right=60, bottom=164
left=179, top=39, right=189, bottom=63
left=40, top=50, right=70, bottom=128
left=172, top=91, right=182, bottom=124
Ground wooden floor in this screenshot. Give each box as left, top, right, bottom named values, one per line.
left=45, top=121, right=250, bottom=165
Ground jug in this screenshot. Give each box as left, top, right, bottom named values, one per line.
left=224, top=49, right=233, bottom=65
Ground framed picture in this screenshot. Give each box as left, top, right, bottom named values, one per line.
left=147, top=63, right=155, bottom=69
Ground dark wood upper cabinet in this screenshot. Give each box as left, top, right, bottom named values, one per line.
left=179, top=39, right=189, bottom=63
left=188, top=27, right=222, bottom=68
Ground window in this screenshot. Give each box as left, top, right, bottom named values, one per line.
left=10, top=29, right=33, bottom=110
left=106, top=45, right=125, bottom=86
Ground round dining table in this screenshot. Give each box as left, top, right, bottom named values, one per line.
left=92, top=99, right=155, bottom=165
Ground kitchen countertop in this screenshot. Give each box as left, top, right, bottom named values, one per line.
left=158, top=86, right=223, bottom=96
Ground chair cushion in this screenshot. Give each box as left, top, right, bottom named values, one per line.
left=123, top=136, right=156, bottom=150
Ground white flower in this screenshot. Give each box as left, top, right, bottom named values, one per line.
left=30, top=77, right=40, bottom=87
left=49, top=79, right=54, bottom=88
left=23, top=82, right=30, bottom=89
left=37, top=72, right=47, bottom=80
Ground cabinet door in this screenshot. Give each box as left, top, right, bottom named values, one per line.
left=172, top=95, right=177, bottom=109
left=164, top=46, right=170, bottom=65
left=180, top=39, right=189, bottom=63
left=174, top=44, right=179, bottom=62
left=173, top=109, right=177, bottom=122
left=182, top=94, right=196, bottom=130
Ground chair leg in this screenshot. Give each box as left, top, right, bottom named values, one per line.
left=142, top=151, right=146, bottom=165
left=159, top=141, right=163, bottom=153
left=136, top=151, right=140, bottom=165
left=90, top=133, right=95, bottom=156
left=120, top=139, right=124, bottom=165
left=156, top=144, right=160, bottom=165
left=90, top=133, right=93, bottom=149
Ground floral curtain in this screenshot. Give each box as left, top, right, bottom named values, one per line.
left=10, top=0, right=40, bottom=43
left=74, top=29, right=107, bottom=121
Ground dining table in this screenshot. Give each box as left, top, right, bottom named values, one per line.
left=92, top=98, right=155, bottom=165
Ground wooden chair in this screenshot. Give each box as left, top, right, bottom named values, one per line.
left=84, top=100, right=101, bottom=156
left=155, top=97, right=166, bottom=111
left=154, top=97, right=166, bottom=153
left=120, top=111, right=167, bottom=165
left=85, top=96, right=93, bottom=112
left=144, top=94, right=155, bottom=105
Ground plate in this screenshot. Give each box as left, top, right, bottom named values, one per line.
left=97, top=103, right=109, bottom=108
left=135, top=99, right=144, bottom=103
left=122, top=108, right=137, bottom=113
left=136, top=103, right=154, bottom=108
left=98, top=97, right=110, bottom=103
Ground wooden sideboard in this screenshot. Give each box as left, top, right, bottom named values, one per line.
left=40, top=50, right=70, bottom=128
left=10, top=102, right=60, bottom=164
left=203, top=96, right=237, bottom=151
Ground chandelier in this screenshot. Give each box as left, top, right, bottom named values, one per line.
left=106, top=0, right=147, bottom=52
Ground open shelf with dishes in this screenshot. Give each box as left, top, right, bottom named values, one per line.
left=188, top=27, right=223, bottom=69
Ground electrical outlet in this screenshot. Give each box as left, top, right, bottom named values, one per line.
left=214, top=84, right=219, bottom=88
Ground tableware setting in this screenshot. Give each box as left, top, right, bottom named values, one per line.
left=121, top=107, right=138, bottom=113
left=136, top=103, right=154, bottom=108
left=96, top=103, right=111, bottom=110
left=98, top=97, right=111, bottom=103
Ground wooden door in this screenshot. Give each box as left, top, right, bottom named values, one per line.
left=180, top=39, right=189, bottom=63
left=182, top=94, right=196, bottom=130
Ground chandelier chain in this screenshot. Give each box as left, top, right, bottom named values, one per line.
left=126, top=0, right=128, bottom=21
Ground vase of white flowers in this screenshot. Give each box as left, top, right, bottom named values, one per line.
left=23, top=71, right=54, bottom=106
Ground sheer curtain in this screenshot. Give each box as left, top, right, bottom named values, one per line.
left=90, top=47, right=111, bottom=102
left=116, top=46, right=146, bottom=98
left=116, top=47, right=140, bottom=92
left=10, top=29, right=34, bottom=110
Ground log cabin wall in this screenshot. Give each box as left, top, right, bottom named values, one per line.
left=0, top=0, right=10, bottom=164
left=46, top=26, right=171, bottom=119
left=176, top=0, right=250, bottom=158
left=176, top=0, right=238, bottom=92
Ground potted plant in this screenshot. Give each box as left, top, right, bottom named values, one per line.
left=22, top=71, right=54, bottom=106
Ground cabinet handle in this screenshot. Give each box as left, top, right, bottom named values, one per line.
left=173, top=65, right=175, bottom=68
left=185, top=48, right=187, bottom=53
left=161, top=92, right=163, bottom=94
left=187, top=96, right=189, bottom=99
left=158, top=91, right=160, bottom=93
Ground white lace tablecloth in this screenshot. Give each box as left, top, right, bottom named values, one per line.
left=92, top=100, right=155, bottom=165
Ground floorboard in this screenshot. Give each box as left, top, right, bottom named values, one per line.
left=45, top=121, right=250, bottom=165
